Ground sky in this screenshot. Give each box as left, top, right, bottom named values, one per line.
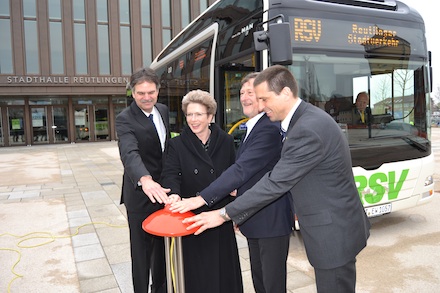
left=400, top=0, right=439, bottom=100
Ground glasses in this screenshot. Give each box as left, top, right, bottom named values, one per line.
left=185, top=112, right=208, bottom=119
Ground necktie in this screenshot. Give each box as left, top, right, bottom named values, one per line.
left=360, top=110, right=365, bottom=123
left=149, top=114, right=156, bottom=129
left=280, top=128, right=286, bottom=142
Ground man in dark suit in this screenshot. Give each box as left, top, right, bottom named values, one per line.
left=183, top=65, right=371, bottom=293
left=170, top=73, right=293, bottom=293
left=116, top=67, right=170, bottom=293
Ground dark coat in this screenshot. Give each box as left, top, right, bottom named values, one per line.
left=161, top=123, right=243, bottom=293
left=201, top=114, right=293, bottom=238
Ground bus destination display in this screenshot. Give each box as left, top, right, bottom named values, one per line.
left=289, top=16, right=425, bottom=54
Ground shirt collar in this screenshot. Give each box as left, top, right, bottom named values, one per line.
left=281, top=99, right=302, bottom=132
left=245, top=112, right=265, bottom=131
left=141, top=106, right=158, bottom=118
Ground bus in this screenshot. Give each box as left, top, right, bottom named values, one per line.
left=150, top=0, right=435, bottom=218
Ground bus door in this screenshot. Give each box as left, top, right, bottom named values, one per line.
left=217, top=65, right=255, bottom=148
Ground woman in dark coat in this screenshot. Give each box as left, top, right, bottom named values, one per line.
left=161, top=89, right=243, bottom=293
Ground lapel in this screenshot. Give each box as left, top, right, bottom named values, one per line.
left=155, top=103, right=170, bottom=144
left=130, top=102, right=162, bottom=148
left=237, top=114, right=273, bottom=157
left=131, top=102, right=152, bottom=129
left=287, top=101, right=308, bottom=132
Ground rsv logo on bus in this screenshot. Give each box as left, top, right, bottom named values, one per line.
left=354, top=169, right=409, bottom=204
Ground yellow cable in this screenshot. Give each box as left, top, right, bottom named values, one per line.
left=170, top=237, right=176, bottom=293
left=228, top=117, right=249, bottom=134
left=0, top=221, right=127, bottom=293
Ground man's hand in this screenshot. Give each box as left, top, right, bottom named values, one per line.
left=170, top=196, right=205, bottom=213
left=140, top=175, right=170, bottom=204
left=182, top=209, right=225, bottom=235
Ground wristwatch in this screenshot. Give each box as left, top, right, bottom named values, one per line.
left=219, top=208, right=230, bottom=221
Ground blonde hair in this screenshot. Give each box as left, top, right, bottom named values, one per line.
left=182, top=90, right=217, bottom=115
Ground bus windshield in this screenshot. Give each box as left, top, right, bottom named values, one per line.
left=290, top=53, right=431, bottom=170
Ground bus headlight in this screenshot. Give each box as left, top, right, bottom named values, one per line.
left=424, top=175, right=434, bottom=186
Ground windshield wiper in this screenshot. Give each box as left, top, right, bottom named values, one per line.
left=401, top=136, right=429, bottom=152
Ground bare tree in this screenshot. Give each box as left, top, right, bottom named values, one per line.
left=394, top=69, right=414, bottom=97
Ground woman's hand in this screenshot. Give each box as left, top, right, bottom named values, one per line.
left=170, top=195, right=205, bottom=213
left=166, top=194, right=181, bottom=204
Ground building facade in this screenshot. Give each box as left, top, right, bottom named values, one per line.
left=0, top=0, right=214, bottom=147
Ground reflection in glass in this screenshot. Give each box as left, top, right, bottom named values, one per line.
left=120, top=26, right=132, bottom=75
left=141, top=0, right=151, bottom=26
left=75, top=107, right=90, bottom=141
left=31, top=107, right=48, bottom=143
left=74, top=23, right=88, bottom=74
left=0, top=19, right=13, bottom=74
left=119, top=0, right=130, bottom=24
left=50, top=22, right=64, bottom=74
left=181, top=0, right=190, bottom=28
left=161, top=0, right=171, bottom=27
left=48, top=0, right=61, bottom=19
left=23, top=0, right=36, bottom=17
left=73, top=0, right=85, bottom=20
left=24, top=20, right=39, bottom=73
left=96, top=0, right=108, bottom=22
left=53, top=107, right=68, bottom=142
left=142, top=27, right=152, bottom=66
left=200, top=0, right=208, bottom=12
left=0, top=1, right=10, bottom=17
left=95, top=107, right=109, bottom=140
left=8, top=107, right=25, bottom=145
left=98, top=25, right=110, bottom=74
left=289, top=53, right=429, bottom=168
left=162, top=29, right=171, bottom=48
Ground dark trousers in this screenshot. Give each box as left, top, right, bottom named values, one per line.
left=127, top=211, right=166, bottom=293
left=314, top=259, right=357, bottom=293
left=247, top=234, right=290, bottom=293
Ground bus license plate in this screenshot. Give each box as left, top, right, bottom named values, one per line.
left=364, top=203, right=392, bottom=217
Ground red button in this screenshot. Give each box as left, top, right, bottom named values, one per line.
left=142, top=204, right=199, bottom=237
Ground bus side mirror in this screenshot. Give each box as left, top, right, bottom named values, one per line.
left=253, top=22, right=292, bottom=65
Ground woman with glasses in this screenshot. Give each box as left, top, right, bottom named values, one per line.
left=161, top=89, right=243, bottom=293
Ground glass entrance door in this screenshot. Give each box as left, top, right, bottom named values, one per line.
left=53, top=107, right=69, bottom=142
left=75, top=106, right=91, bottom=141
left=74, top=105, right=110, bottom=142
left=30, top=106, right=69, bottom=144
left=31, top=107, right=48, bottom=143
left=94, top=106, right=109, bottom=140
left=8, top=107, right=26, bottom=146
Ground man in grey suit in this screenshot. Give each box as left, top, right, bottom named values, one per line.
left=183, top=65, right=371, bottom=292
left=116, top=67, right=170, bottom=293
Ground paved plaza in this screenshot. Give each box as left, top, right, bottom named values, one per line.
left=0, top=141, right=316, bottom=293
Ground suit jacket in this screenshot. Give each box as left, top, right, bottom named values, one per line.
left=201, top=114, right=293, bottom=238
left=352, top=106, right=371, bottom=125
left=116, top=101, right=170, bottom=214
left=227, top=101, right=371, bottom=270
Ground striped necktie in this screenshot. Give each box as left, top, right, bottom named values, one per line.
left=280, top=128, right=286, bottom=142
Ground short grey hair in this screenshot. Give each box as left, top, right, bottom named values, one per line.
left=182, top=90, right=217, bottom=115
